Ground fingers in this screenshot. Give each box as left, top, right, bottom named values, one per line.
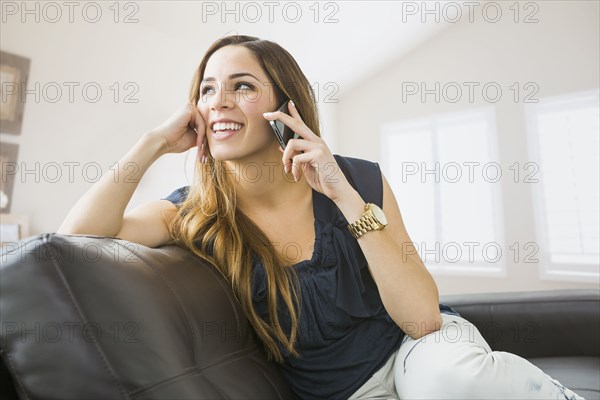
left=282, top=139, right=328, bottom=181
left=287, top=100, right=302, bottom=120
left=289, top=152, right=318, bottom=182
left=192, top=103, right=209, bottom=163
left=281, top=136, right=319, bottom=168
left=198, top=136, right=209, bottom=164
left=192, top=103, right=206, bottom=132
left=264, top=101, right=329, bottom=181
left=263, top=100, right=321, bottom=171
left=262, top=100, right=318, bottom=141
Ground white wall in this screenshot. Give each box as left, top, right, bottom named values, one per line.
left=2, top=1, right=598, bottom=295
left=1, top=9, right=218, bottom=235
left=336, top=1, right=599, bottom=294
left=0, top=3, right=349, bottom=235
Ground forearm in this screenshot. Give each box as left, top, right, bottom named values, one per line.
left=334, top=189, right=442, bottom=339
left=57, top=132, right=166, bottom=236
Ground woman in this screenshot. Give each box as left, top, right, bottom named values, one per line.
left=58, top=35, right=584, bottom=400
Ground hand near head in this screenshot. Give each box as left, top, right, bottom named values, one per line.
left=263, top=101, right=354, bottom=203
left=150, top=103, right=207, bottom=158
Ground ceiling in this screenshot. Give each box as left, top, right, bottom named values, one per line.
left=140, top=1, right=454, bottom=97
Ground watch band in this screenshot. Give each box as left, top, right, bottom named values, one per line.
left=347, top=203, right=385, bottom=239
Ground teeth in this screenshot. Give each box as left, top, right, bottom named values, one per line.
left=212, top=122, right=243, bottom=131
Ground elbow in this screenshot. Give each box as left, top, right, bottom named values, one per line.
left=56, top=228, right=88, bottom=237
left=401, top=311, right=443, bottom=341
left=57, top=221, right=87, bottom=235
left=56, top=223, right=118, bottom=238
left=416, top=312, right=443, bottom=340
left=56, top=224, right=78, bottom=235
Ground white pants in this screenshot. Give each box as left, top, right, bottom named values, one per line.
left=348, top=313, right=585, bottom=400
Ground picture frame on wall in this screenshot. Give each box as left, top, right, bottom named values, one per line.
left=0, top=141, right=19, bottom=213
left=0, top=50, right=31, bottom=135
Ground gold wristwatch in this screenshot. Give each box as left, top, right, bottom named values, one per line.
left=347, top=203, right=388, bottom=239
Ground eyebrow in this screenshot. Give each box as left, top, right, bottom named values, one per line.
left=201, top=72, right=260, bottom=82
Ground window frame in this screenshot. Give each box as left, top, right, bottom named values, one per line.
left=525, top=88, right=600, bottom=283
left=380, top=106, right=506, bottom=277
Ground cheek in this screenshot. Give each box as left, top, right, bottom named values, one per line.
left=244, top=104, right=271, bottom=129
left=196, top=96, right=210, bottom=112
left=245, top=101, right=266, bottom=117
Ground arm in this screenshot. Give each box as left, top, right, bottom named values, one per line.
left=57, top=103, right=206, bottom=248
left=264, top=102, right=441, bottom=338
left=113, top=199, right=179, bottom=248
left=57, top=134, right=166, bottom=237
left=334, top=174, right=442, bottom=340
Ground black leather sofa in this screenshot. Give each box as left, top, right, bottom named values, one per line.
left=1, top=233, right=598, bottom=399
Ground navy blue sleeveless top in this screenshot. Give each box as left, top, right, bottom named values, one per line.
left=162, top=154, right=461, bottom=400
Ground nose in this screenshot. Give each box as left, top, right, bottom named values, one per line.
left=206, top=83, right=237, bottom=111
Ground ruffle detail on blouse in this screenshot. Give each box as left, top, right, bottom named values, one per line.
left=249, top=155, right=394, bottom=329
left=327, top=210, right=387, bottom=319
left=161, top=185, right=190, bottom=206
left=250, top=225, right=332, bottom=304
left=250, top=197, right=390, bottom=324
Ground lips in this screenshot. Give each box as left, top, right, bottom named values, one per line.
left=210, top=120, right=244, bottom=130
left=210, top=125, right=244, bottom=141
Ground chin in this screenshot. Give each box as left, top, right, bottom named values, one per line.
left=208, top=147, right=238, bottom=161
left=208, top=141, right=275, bottom=162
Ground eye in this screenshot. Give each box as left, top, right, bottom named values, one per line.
left=200, top=81, right=255, bottom=96
left=235, top=81, right=254, bottom=90
left=200, top=85, right=215, bottom=95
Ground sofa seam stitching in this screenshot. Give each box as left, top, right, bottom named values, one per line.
left=120, top=243, right=199, bottom=366
left=130, top=347, right=259, bottom=397
left=47, top=238, right=130, bottom=399
left=0, top=348, right=30, bottom=400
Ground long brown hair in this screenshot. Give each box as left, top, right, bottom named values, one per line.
left=167, top=34, right=321, bottom=363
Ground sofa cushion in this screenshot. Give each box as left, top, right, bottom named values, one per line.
left=3, top=234, right=598, bottom=399
left=0, top=234, right=293, bottom=399
left=441, top=290, right=600, bottom=359
left=527, top=356, right=600, bottom=400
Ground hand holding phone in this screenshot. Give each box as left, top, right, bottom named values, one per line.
left=269, top=100, right=300, bottom=150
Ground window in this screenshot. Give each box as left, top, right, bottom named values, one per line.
left=381, top=107, right=505, bottom=276
left=526, top=89, right=600, bottom=282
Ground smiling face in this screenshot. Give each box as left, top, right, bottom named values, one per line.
left=198, top=45, right=282, bottom=162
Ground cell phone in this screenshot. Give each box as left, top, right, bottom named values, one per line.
left=269, top=100, right=299, bottom=150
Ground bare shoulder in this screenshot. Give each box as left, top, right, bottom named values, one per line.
left=115, top=199, right=179, bottom=248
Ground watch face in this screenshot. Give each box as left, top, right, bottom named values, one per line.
left=370, top=204, right=388, bottom=225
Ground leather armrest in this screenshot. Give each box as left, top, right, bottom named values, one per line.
left=1, top=233, right=293, bottom=400
left=440, top=289, right=600, bottom=358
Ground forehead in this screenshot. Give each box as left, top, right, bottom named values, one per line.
left=203, top=45, right=266, bottom=82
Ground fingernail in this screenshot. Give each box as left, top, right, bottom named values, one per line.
left=263, top=112, right=273, bottom=117
left=289, top=100, right=295, bottom=107
left=294, top=174, right=299, bottom=182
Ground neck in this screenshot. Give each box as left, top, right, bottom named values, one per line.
left=224, top=147, right=312, bottom=215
